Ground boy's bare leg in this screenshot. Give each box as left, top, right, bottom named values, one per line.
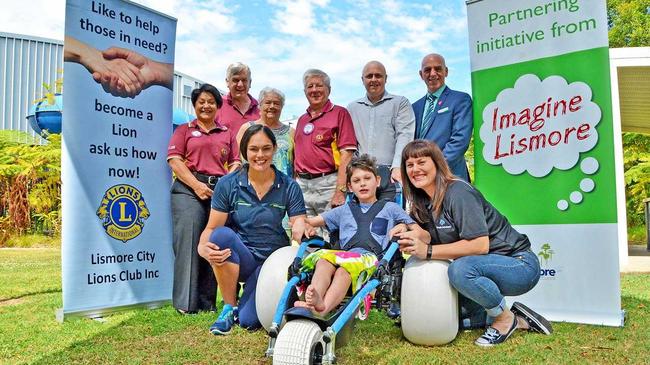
left=295, top=259, right=336, bottom=309
left=310, top=259, right=337, bottom=294
left=313, top=267, right=351, bottom=314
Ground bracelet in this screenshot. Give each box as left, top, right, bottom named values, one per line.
left=426, top=244, right=433, bottom=260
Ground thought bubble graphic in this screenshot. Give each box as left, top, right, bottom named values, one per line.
left=570, top=191, right=583, bottom=204
left=554, top=157, right=600, bottom=211
left=480, top=74, right=601, bottom=178
left=580, top=178, right=595, bottom=192
left=580, top=157, right=599, bottom=175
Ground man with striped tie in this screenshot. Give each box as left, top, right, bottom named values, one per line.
left=412, top=53, right=473, bottom=182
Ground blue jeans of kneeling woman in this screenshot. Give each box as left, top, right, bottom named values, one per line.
left=210, top=226, right=266, bottom=330
left=447, top=250, right=540, bottom=329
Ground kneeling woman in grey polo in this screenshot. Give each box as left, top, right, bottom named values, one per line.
left=198, top=124, right=307, bottom=335
left=394, top=140, right=552, bottom=347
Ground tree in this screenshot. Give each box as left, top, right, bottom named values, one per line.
left=0, top=131, right=61, bottom=244
left=608, top=0, right=650, bottom=47
left=622, top=133, right=650, bottom=227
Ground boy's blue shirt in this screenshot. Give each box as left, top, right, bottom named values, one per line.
left=321, top=201, right=415, bottom=252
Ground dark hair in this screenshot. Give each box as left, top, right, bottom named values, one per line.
left=191, top=83, right=223, bottom=108
left=239, top=124, right=277, bottom=160
left=346, top=154, right=379, bottom=184
left=401, top=140, right=456, bottom=223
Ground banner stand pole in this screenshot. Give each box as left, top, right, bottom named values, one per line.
left=56, top=300, right=171, bottom=323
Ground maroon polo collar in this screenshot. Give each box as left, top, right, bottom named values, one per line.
left=188, top=119, right=228, bottom=132
left=224, top=93, right=259, bottom=109
left=306, top=99, right=334, bottom=119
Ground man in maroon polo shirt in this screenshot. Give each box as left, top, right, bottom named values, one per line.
left=217, top=62, right=260, bottom=131
left=295, top=69, right=357, bottom=218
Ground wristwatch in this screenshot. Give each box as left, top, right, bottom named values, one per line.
left=337, top=185, right=347, bottom=193
left=426, top=244, right=433, bottom=260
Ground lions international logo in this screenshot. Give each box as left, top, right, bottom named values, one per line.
left=96, top=184, right=150, bottom=243
left=220, top=147, right=228, bottom=157
left=315, top=134, right=323, bottom=142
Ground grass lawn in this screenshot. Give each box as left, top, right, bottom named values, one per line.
left=1, top=248, right=649, bottom=365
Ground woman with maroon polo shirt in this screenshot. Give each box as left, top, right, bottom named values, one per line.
left=167, top=84, right=241, bottom=314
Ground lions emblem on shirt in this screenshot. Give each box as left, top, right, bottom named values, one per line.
left=315, top=134, right=323, bottom=142
left=96, top=184, right=150, bottom=243
left=220, top=147, right=228, bottom=157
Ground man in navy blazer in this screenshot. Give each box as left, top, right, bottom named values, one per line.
left=413, top=53, right=473, bottom=181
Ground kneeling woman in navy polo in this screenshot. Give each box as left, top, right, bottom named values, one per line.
left=198, top=124, right=307, bottom=335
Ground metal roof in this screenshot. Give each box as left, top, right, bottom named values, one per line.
left=610, top=47, right=650, bottom=135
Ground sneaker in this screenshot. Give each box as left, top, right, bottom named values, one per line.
left=233, top=306, right=239, bottom=324
left=511, top=302, right=553, bottom=335
left=474, top=316, right=518, bottom=347
left=387, top=302, right=401, bottom=319
left=210, top=304, right=235, bottom=335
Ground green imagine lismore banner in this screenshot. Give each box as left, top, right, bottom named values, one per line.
left=467, top=0, right=623, bottom=326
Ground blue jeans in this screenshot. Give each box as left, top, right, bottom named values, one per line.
left=210, top=227, right=264, bottom=330
left=447, top=250, right=540, bottom=329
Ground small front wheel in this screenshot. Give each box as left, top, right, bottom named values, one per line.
left=273, top=319, right=324, bottom=365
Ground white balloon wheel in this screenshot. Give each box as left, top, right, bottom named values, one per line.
left=273, top=319, right=325, bottom=365
left=256, top=246, right=299, bottom=332
left=400, top=257, right=459, bottom=345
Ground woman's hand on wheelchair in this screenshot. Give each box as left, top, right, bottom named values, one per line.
left=198, top=241, right=231, bottom=266
left=290, top=217, right=317, bottom=242
left=304, top=224, right=318, bottom=238
left=396, top=230, right=428, bottom=259
left=389, top=223, right=408, bottom=238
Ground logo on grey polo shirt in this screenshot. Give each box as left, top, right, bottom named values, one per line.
left=436, top=218, right=452, bottom=229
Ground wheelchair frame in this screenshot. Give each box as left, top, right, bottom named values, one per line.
left=265, top=237, right=403, bottom=365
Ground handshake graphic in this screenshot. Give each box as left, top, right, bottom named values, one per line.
left=64, top=36, right=173, bottom=98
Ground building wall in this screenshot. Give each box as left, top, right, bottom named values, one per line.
left=0, top=32, right=205, bottom=136
left=0, top=32, right=63, bottom=135
left=173, top=70, right=203, bottom=116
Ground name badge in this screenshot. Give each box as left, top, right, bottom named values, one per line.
left=191, top=130, right=202, bottom=137
left=303, top=123, right=314, bottom=135
left=437, top=107, right=449, bottom=114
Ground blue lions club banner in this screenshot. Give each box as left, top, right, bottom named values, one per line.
left=61, top=0, right=176, bottom=319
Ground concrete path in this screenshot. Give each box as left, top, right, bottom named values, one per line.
left=622, top=245, right=650, bottom=273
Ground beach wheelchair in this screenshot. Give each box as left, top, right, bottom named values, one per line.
left=255, top=236, right=460, bottom=365
left=255, top=181, right=459, bottom=364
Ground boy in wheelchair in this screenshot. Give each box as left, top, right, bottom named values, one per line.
left=294, top=154, right=417, bottom=315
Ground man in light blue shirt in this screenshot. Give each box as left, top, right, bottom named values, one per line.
left=347, top=61, right=415, bottom=200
